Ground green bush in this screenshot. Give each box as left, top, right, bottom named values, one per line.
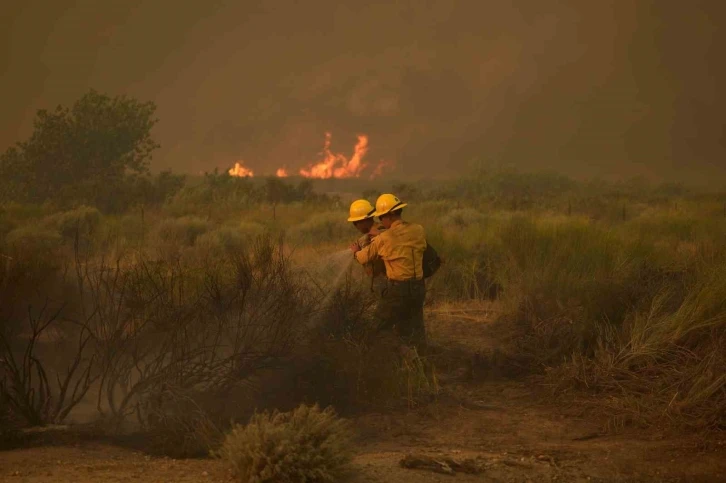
left=215, top=404, right=353, bottom=483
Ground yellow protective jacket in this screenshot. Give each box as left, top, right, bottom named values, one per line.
left=354, top=220, right=426, bottom=281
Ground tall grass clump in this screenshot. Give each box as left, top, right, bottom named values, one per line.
left=491, top=215, right=659, bottom=365
left=550, top=257, right=726, bottom=430
left=423, top=214, right=504, bottom=301
left=215, top=404, right=353, bottom=483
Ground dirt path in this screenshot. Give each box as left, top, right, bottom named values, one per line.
left=349, top=381, right=726, bottom=482
left=2, top=383, right=723, bottom=482
left=2, top=303, right=725, bottom=482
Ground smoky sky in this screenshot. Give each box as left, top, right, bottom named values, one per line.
left=2, top=0, right=725, bottom=183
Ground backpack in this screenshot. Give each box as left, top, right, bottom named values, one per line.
left=422, top=242, right=442, bottom=278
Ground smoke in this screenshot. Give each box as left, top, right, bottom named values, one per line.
left=2, top=0, right=725, bottom=184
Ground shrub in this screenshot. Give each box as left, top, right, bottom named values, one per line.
left=195, top=227, right=241, bottom=254
left=41, top=205, right=103, bottom=239
left=83, top=233, right=315, bottom=432
left=4, top=225, right=63, bottom=258
left=215, top=404, right=353, bottom=483
left=0, top=303, right=96, bottom=427
left=192, top=223, right=267, bottom=259
left=288, top=212, right=351, bottom=245
left=97, top=212, right=146, bottom=252
left=156, top=215, right=211, bottom=246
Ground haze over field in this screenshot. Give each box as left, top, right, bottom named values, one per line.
left=2, top=0, right=725, bottom=183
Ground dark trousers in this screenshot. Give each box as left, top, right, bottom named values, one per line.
left=375, top=279, right=427, bottom=349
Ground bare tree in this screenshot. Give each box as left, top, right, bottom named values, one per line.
left=72, top=233, right=314, bottom=429
left=0, top=301, right=96, bottom=426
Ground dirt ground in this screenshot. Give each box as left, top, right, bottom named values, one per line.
left=2, top=302, right=725, bottom=482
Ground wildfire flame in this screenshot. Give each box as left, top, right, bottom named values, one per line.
left=229, top=161, right=254, bottom=177
left=225, top=133, right=392, bottom=179
left=295, top=132, right=383, bottom=179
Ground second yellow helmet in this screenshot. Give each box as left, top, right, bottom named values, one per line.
left=374, top=193, right=407, bottom=217
left=347, top=199, right=376, bottom=222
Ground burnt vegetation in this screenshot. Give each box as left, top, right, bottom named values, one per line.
left=1, top=91, right=725, bottom=478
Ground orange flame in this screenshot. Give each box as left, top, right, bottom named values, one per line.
left=268, top=132, right=392, bottom=179
left=228, top=161, right=254, bottom=177
left=298, top=132, right=369, bottom=179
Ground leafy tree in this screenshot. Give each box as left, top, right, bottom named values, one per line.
left=0, top=89, right=159, bottom=211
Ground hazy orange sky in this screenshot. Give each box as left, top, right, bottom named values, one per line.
left=2, top=0, right=724, bottom=183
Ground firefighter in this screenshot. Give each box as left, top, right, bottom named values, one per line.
left=347, top=199, right=387, bottom=293
left=349, top=194, right=427, bottom=348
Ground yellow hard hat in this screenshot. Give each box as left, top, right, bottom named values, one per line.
left=347, top=199, right=376, bottom=222
left=374, top=193, right=407, bottom=217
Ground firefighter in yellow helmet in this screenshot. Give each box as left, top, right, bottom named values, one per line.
left=349, top=194, right=427, bottom=348
left=348, top=199, right=387, bottom=292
